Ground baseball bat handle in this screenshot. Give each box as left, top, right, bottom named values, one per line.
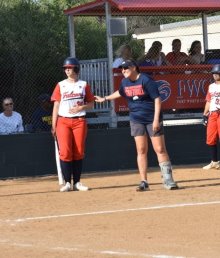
left=54, top=139, right=65, bottom=185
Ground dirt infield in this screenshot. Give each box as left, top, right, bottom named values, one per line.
left=0, top=164, right=220, bottom=258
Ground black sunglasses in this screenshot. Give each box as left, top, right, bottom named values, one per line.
left=4, top=103, right=13, bottom=106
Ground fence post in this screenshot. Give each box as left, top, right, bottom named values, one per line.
left=105, top=2, right=117, bottom=128
left=68, top=15, right=76, bottom=57
left=202, top=13, right=208, bottom=51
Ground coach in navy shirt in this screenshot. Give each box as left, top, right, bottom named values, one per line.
left=95, top=59, right=178, bottom=191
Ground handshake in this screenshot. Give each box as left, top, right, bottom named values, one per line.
left=203, top=115, right=208, bottom=126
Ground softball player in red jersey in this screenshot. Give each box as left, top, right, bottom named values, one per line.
left=203, top=64, right=220, bottom=170
left=51, top=57, right=94, bottom=192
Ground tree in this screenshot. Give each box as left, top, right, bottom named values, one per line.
left=0, top=0, right=198, bottom=124
left=0, top=0, right=68, bottom=122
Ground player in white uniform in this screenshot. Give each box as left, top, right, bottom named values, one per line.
left=51, top=57, right=94, bottom=192
left=203, top=64, right=220, bottom=169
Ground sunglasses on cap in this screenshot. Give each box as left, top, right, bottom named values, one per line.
left=4, top=103, right=13, bottom=106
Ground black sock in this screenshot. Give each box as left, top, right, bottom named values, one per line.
left=60, top=160, right=72, bottom=183
left=72, top=159, right=83, bottom=185
left=210, top=145, right=218, bottom=162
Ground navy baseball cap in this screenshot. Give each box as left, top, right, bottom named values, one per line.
left=38, top=94, right=51, bottom=102
left=120, top=59, right=139, bottom=68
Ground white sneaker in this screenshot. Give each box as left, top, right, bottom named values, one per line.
left=60, top=182, right=71, bottom=192
left=74, top=182, right=89, bottom=191
left=203, top=161, right=220, bottom=170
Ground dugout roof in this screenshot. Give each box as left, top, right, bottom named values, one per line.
left=64, top=0, right=220, bottom=16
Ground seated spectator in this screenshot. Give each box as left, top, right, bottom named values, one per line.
left=166, top=39, right=189, bottom=65
left=139, top=41, right=170, bottom=67
left=0, top=97, right=24, bottom=135
left=138, top=43, right=169, bottom=76
left=138, top=45, right=161, bottom=67
left=188, top=40, right=205, bottom=64
left=112, top=44, right=132, bottom=68
left=151, top=41, right=171, bottom=66
left=31, top=94, right=52, bottom=132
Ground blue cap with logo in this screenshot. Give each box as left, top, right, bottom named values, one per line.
left=120, top=59, right=139, bottom=68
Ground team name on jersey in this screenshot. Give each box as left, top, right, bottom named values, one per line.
left=63, top=92, right=83, bottom=99
left=59, top=80, right=87, bottom=101
left=124, top=85, right=144, bottom=97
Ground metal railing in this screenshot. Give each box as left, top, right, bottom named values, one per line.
left=79, top=58, right=110, bottom=112
left=79, top=58, right=114, bottom=127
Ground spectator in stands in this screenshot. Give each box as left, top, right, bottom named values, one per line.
left=138, top=41, right=170, bottom=76
left=166, top=39, right=189, bottom=65
left=188, top=40, right=205, bottom=64
left=151, top=41, right=170, bottom=66
left=0, top=97, right=24, bottom=135
left=31, top=93, right=53, bottom=132
left=138, top=45, right=161, bottom=67
left=95, top=59, right=178, bottom=191
left=113, top=44, right=132, bottom=68
left=138, top=45, right=161, bottom=77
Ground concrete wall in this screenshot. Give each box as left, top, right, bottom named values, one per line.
left=0, top=125, right=210, bottom=179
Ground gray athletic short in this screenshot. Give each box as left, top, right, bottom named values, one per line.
left=130, top=121, right=164, bottom=137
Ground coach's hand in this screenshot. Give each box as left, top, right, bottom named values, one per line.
left=203, top=115, right=208, bottom=126
left=95, top=96, right=106, bottom=103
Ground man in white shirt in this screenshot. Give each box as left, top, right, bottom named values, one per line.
left=0, top=97, right=24, bottom=135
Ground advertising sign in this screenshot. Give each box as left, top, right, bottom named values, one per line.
left=113, top=69, right=213, bottom=112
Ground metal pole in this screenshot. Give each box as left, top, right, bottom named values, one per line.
left=68, top=15, right=76, bottom=57
left=202, top=13, right=208, bottom=51
left=105, top=2, right=117, bottom=128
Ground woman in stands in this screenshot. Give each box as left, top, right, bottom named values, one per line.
left=138, top=44, right=161, bottom=67
left=138, top=41, right=170, bottom=76
left=188, top=40, right=205, bottom=64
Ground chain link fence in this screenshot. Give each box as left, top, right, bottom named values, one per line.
left=1, top=0, right=220, bottom=134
